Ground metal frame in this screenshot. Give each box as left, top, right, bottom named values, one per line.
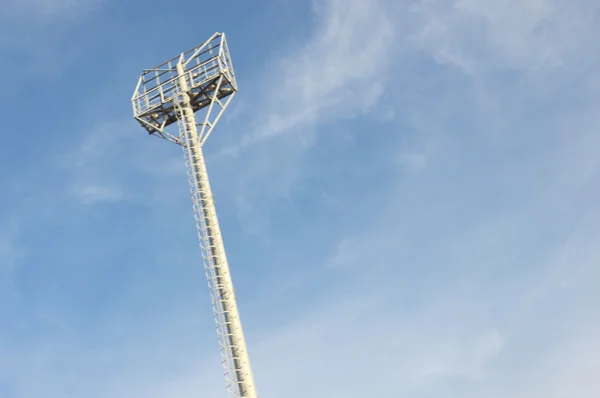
left=131, top=33, right=258, bottom=398
left=131, top=32, right=237, bottom=145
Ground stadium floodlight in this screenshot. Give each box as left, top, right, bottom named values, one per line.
left=131, top=32, right=258, bottom=398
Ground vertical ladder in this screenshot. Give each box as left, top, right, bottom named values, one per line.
left=172, top=75, right=258, bottom=398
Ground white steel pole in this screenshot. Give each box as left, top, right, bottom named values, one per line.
left=176, top=62, right=258, bottom=398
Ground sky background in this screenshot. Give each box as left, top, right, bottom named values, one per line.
left=1, top=0, right=599, bottom=397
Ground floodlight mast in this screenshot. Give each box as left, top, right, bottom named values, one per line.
left=131, top=33, right=258, bottom=398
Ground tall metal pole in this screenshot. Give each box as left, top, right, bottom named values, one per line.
left=176, top=62, right=257, bottom=398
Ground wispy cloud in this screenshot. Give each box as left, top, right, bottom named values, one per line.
left=0, top=236, right=24, bottom=275
left=54, top=119, right=184, bottom=206
left=0, top=0, right=106, bottom=22
left=71, top=183, right=124, bottom=205
left=214, top=0, right=395, bottom=162
left=253, top=0, right=394, bottom=141
left=411, top=0, right=597, bottom=74
left=0, top=227, right=26, bottom=304
left=212, top=0, right=399, bottom=229
left=0, top=0, right=109, bottom=83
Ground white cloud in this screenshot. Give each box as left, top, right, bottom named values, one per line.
left=55, top=118, right=184, bottom=207
left=0, top=230, right=26, bottom=303
left=72, top=183, right=124, bottom=205
left=0, top=0, right=108, bottom=84
left=327, top=238, right=353, bottom=269
left=412, top=0, right=599, bottom=75
left=0, top=0, right=105, bottom=21
left=246, top=291, right=507, bottom=397
left=212, top=0, right=399, bottom=226
left=472, top=329, right=504, bottom=366
left=411, top=329, right=504, bottom=380
left=0, top=236, right=24, bottom=275
left=213, top=0, right=396, bottom=162
left=397, top=152, right=428, bottom=174
left=253, top=0, right=394, bottom=141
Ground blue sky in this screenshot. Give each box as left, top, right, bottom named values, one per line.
left=1, top=0, right=599, bottom=397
